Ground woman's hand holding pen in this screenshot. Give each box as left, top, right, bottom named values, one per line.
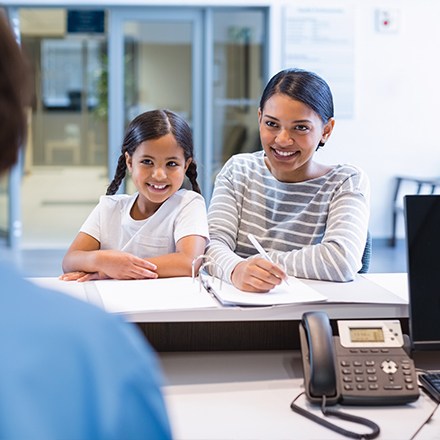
left=231, top=258, right=287, bottom=293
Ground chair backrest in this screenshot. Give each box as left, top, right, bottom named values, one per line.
left=358, top=231, right=372, bottom=274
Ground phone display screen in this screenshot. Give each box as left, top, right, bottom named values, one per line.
left=349, top=327, right=385, bottom=343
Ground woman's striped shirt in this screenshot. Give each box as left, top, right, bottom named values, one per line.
left=206, top=151, right=370, bottom=283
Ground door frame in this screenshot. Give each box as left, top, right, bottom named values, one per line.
left=6, top=7, right=22, bottom=250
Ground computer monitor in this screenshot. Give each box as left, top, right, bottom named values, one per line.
left=404, top=194, right=440, bottom=350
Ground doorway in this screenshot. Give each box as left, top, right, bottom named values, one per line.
left=5, top=5, right=267, bottom=249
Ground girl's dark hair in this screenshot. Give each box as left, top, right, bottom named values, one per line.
left=0, top=14, right=31, bottom=174
left=106, top=109, right=201, bottom=195
left=259, top=68, right=334, bottom=124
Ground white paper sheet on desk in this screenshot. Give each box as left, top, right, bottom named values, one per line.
left=28, top=277, right=88, bottom=302
left=94, top=277, right=218, bottom=313
left=302, top=274, right=407, bottom=304
left=209, top=276, right=327, bottom=306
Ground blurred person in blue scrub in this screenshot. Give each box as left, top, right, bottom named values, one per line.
left=0, top=13, right=172, bottom=440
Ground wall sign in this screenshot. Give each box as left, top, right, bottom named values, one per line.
left=67, top=10, right=105, bottom=34
left=283, top=4, right=355, bottom=118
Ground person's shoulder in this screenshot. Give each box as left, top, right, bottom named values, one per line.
left=226, top=151, right=263, bottom=165
left=337, top=163, right=365, bottom=174
left=330, top=164, right=368, bottom=179
left=222, top=151, right=265, bottom=176
left=172, top=189, right=206, bottom=206
left=97, top=193, right=136, bottom=210
left=99, top=193, right=134, bottom=203
left=328, top=164, right=370, bottom=193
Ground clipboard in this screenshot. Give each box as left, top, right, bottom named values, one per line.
left=192, top=255, right=327, bottom=307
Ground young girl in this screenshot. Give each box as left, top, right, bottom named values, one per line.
left=61, top=109, right=209, bottom=281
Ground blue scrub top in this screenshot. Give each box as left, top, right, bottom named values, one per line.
left=0, top=262, right=172, bottom=440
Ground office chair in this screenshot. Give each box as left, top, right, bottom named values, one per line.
left=358, top=231, right=372, bottom=274
left=390, top=176, right=440, bottom=246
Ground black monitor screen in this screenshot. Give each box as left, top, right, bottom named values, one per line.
left=405, top=195, right=440, bottom=350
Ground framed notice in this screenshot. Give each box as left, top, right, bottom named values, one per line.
left=283, top=3, right=355, bottom=118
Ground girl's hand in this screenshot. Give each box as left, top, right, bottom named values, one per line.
left=59, top=271, right=90, bottom=281
left=231, top=258, right=286, bottom=293
left=59, top=271, right=109, bottom=282
left=96, top=250, right=158, bottom=280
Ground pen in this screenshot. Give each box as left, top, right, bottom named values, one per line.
left=247, top=233, right=289, bottom=285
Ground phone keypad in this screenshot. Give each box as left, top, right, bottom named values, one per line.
left=335, top=342, right=419, bottom=404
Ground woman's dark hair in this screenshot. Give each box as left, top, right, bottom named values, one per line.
left=0, top=14, right=31, bottom=174
left=259, top=68, right=334, bottom=125
left=106, top=109, right=201, bottom=195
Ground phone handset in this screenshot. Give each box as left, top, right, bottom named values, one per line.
left=300, top=310, right=339, bottom=404
left=295, top=311, right=381, bottom=439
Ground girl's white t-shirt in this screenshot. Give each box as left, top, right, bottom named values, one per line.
left=80, top=189, right=209, bottom=258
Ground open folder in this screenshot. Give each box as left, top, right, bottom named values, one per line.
left=189, top=254, right=327, bottom=307
left=200, top=275, right=327, bottom=307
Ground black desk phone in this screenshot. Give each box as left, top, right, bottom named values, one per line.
left=299, top=311, right=420, bottom=406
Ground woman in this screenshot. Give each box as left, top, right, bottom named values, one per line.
left=206, top=68, right=370, bottom=292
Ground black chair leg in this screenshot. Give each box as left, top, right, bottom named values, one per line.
left=390, top=210, right=397, bottom=247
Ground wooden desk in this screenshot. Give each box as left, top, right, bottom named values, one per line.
left=160, top=350, right=440, bottom=440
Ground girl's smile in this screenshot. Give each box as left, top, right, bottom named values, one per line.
left=147, top=183, right=169, bottom=191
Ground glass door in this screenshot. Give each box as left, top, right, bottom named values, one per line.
left=15, top=8, right=109, bottom=248
left=108, top=9, right=203, bottom=194
left=211, top=9, right=267, bottom=179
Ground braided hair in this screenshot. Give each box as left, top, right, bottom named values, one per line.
left=106, top=109, right=201, bottom=195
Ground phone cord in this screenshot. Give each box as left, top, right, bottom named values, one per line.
left=290, top=393, right=381, bottom=439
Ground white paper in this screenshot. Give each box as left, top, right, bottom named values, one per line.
left=362, top=272, right=408, bottom=301
left=28, top=277, right=88, bottom=302
left=94, top=277, right=218, bottom=313
left=303, top=275, right=407, bottom=304
left=209, top=276, right=327, bottom=306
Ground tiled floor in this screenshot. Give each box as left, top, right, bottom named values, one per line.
left=0, top=238, right=407, bottom=278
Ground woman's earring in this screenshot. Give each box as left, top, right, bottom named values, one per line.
left=316, top=141, right=325, bottom=151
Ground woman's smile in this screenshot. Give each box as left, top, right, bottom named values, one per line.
left=270, top=146, right=300, bottom=160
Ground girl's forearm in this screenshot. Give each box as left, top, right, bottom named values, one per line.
left=147, top=253, right=198, bottom=278
left=62, top=250, right=101, bottom=273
